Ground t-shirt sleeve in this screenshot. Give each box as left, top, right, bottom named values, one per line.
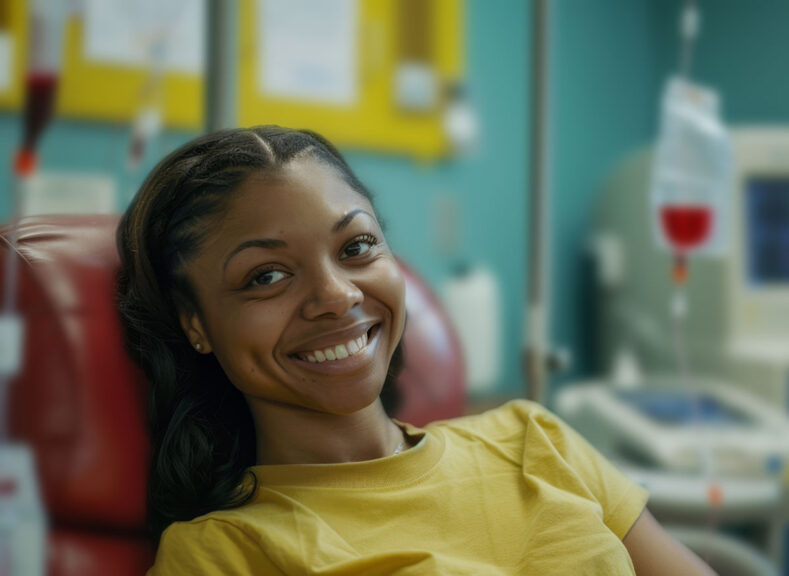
left=517, top=400, right=649, bottom=539
left=147, top=517, right=283, bottom=576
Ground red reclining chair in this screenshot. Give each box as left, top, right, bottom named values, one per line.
left=1, top=214, right=466, bottom=576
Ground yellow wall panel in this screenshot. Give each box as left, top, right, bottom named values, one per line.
left=56, top=16, right=202, bottom=130
left=239, top=0, right=463, bottom=160
left=0, top=0, right=28, bottom=110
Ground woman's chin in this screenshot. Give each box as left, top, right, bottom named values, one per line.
left=307, top=382, right=386, bottom=416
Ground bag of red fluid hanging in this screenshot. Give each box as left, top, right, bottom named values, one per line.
left=650, top=77, right=733, bottom=257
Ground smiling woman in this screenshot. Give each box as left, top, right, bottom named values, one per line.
left=116, top=126, right=716, bottom=576
left=116, top=126, right=407, bottom=537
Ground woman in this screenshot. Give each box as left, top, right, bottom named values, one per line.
left=117, top=126, right=715, bottom=575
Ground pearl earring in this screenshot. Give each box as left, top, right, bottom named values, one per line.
left=194, top=343, right=202, bottom=352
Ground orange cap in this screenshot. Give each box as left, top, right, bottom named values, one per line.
left=708, top=484, right=723, bottom=507
left=673, top=255, right=688, bottom=285
left=14, top=149, right=37, bottom=176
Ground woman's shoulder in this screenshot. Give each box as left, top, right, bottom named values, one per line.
left=427, top=399, right=649, bottom=527
left=424, top=398, right=601, bottom=466
left=426, top=398, right=557, bottom=439
left=156, top=508, right=259, bottom=553
left=150, top=508, right=282, bottom=575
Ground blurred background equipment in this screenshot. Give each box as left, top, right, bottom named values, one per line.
left=577, top=125, right=789, bottom=576
left=558, top=2, right=787, bottom=574
left=558, top=376, right=789, bottom=477
left=557, top=376, right=787, bottom=576
left=592, top=128, right=789, bottom=415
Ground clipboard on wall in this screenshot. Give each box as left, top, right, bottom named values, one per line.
left=0, top=0, right=27, bottom=110
left=56, top=0, right=205, bottom=130
left=239, top=0, right=464, bottom=160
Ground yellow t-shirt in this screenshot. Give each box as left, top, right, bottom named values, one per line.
left=148, top=400, right=649, bottom=575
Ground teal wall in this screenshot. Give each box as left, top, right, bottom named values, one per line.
left=654, top=0, right=789, bottom=124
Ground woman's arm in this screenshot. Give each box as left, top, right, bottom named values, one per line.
left=623, top=508, right=718, bottom=576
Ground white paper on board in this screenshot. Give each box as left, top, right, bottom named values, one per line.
left=83, top=0, right=205, bottom=74
left=0, top=33, right=13, bottom=92
left=258, top=0, right=358, bottom=105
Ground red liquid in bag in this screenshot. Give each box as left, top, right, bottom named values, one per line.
left=23, top=73, right=58, bottom=152
left=660, top=205, right=713, bottom=252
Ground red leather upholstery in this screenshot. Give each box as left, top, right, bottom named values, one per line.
left=0, top=214, right=465, bottom=575
left=397, top=261, right=467, bottom=426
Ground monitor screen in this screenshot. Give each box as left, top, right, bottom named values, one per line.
left=746, top=178, right=789, bottom=285
left=615, top=390, right=751, bottom=427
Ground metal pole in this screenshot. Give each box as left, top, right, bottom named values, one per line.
left=525, top=0, right=552, bottom=403
left=206, top=0, right=238, bottom=132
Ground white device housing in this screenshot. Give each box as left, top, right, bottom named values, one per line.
left=556, top=377, right=789, bottom=478
left=592, top=127, right=789, bottom=410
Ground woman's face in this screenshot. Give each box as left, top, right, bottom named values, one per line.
left=179, top=157, right=406, bottom=415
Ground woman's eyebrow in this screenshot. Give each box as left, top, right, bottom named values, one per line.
left=223, top=238, right=288, bottom=272
left=333, top=209, right=373, bottom=232
left=223, top=210, right=373, bottom=272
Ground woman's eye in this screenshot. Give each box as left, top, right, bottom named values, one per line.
left=341, top=235, right=378, bottom=260
left=249, top=269, right=289, bottom=288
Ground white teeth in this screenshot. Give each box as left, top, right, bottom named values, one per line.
left=297, top=331, right=372, bottom=363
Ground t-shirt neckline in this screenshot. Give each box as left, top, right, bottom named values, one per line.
left=246, top=420, right=443, bottom=490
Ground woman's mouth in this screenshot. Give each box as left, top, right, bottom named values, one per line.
left=296, top=330, right=369, bottom=363
left=290, top=325, right=380, bottom=372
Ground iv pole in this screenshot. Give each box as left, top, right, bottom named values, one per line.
left=525, top=0, right=553, bottom=404
left=205, top=0, right=238, bottom=132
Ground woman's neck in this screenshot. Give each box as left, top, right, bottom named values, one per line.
left=248, top=398, right=405, bottom=466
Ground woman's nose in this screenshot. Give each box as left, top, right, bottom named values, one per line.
left=301, top=264, right=363, bottom=320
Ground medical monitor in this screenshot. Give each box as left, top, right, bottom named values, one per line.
left=745, top=177, right=789, bottom=286
left=730, top=129, right=789, bottom=346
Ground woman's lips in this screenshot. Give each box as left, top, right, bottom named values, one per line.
left=295, top=331, right=369, bottom=363
left=289, top=325, right=381, bottom=375
left=290, top=320, right=377, bottom=355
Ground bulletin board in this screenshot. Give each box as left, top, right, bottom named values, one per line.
left=0, top=0, right=27, bottom=110
left=56, top=0, right=204, bottom=130
left=239, top=0, right=464, bottom=160
left=0, top=0, right=203, bottom=129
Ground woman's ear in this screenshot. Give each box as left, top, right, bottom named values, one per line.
left=179, top=309, right=213, bottom=354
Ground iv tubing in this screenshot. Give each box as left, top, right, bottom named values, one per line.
left=679, top=0, right=699, bottom=78
left=671, top=251, right=720, bottom=563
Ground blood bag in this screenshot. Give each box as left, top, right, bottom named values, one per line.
left=651, top=77, right=732, bottom=259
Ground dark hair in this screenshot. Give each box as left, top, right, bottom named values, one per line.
left=115, top=126, right=403, bottom=546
